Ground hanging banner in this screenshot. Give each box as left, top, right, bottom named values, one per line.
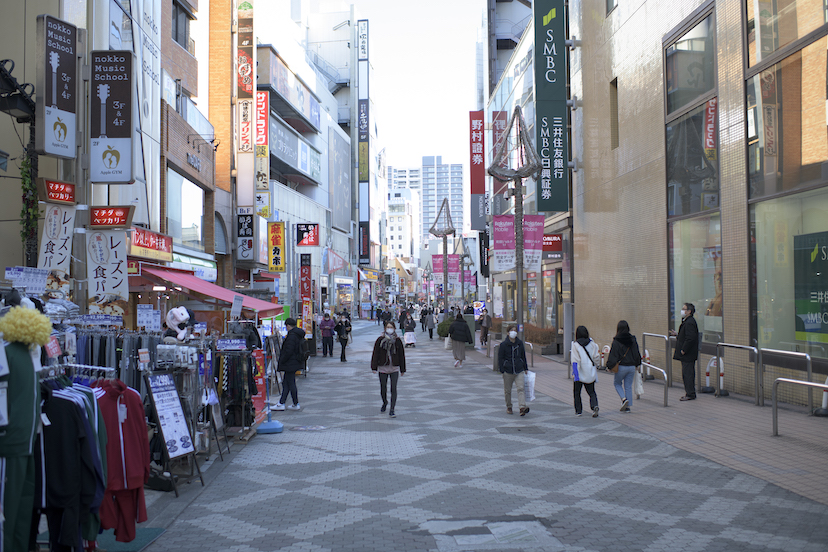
left=255, top=90, right=270, bottom=190
left=86, top=230, right=128, bottom=317
left=38, top=204, right=76, bottom=298
left=523, top=214, right=545, bottom=272
left=479, top=230, right=490, bottom=278
left=90, top=50, right=134, bottom=184
left=300, top=253, right=312, bottom=301
left=469, top=110, right=486, bottom=230
left=534, top=0, right=569, bottom=212
left=491, top=110, right=509, bottom=215
left=432, top=255, right=444, bottom=284
left=36, top=15, right=78, bottom=159
left=492, top=215, right=516, bottom=272
left=543, top=233, right=563, bottom=260
left=326, top=248, right=347, bottom=273
left=268, top=221, right=286, bottom=272
left=448, top=254, right=460, bottom=285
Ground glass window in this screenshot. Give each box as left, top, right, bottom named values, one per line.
left=746, top=0, right=828, bottom=67
left=669, top=214, right=723, bottom=344
left=666, top=99, right=720, bottom=217
left=167, top=169, right=205, bottom=251
left=751, top=187, right=828, bottom=360
left=665, top=15, right=715, bottom=115
left=747, top=37, right=828, bottom=200
left=607, top=0, right=617, bottom=15
left=172, top=1, right=189, bottom=48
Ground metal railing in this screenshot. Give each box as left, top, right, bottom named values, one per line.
left=761, top=349, right=813, bottom=411
left=641, top=362, right=669, bottom=407
left=772, top=378, right=828, bottom=436
left=716, top=343, right=760, bottom=403
left=642, top=333, right=672, bottom=386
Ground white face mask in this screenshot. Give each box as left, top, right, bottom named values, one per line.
left=385, top=328, right=395, bottom=335
left=680, top=309, right=687, bottom=318
left=509, top=331, right=518, bottom=339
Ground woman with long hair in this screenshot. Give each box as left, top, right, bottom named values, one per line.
left=448, top=313, right=474, bottom=367
left=605, top=320, right=642, bottom=413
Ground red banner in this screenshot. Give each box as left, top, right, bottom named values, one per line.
left=704, top=98, right=717, bottom=160
left=469, top=110, right=485, bottom=194
left=300, top=253, right=312, bottom=301
left=491, top=110, right=509, bottom=197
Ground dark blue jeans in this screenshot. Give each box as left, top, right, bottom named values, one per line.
left=279, top=370, right=298, bottom=405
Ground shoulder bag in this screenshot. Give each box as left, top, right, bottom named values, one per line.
left=607, top=344, right=630, bottom=373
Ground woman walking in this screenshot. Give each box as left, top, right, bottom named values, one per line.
left=404, top=312, right=417, bottom=347
left=448, top=313, right=474, bottom=367
left=605, top=320, right=642, bottom=413
left=334, top=314, right=351, bottom=362
left=570, top=325, right=600, bottom=417
left=498, top=324, right=530, bottom=416
left=370, top=321, right=407, bottom=418
left=425, top=309, right=436, bottom=339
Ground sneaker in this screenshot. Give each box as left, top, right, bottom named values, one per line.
left=620, top=399, right=629, bottom=411
left=575, top=412, right=582, bottom=417
left=389, top=410, right=396, bottom=418
left=381, top=403, right=387, bottom=413
left=454, top=360, right=459, bottom=368
left=624, top=407, right=631, bottom=412
left=287, top=404, right=301, bottom=410
left=506, top=407, right=513, bottom=414
left=592, top=406, right=600, bottom=418
left=270, top=403, right=285, bottom=411
left=520, top=407, right=530, bottom=416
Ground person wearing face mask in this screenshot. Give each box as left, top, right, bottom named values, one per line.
left=448, top=313, right=474, bottom=367
left=370, top=321, right=407, bottom=418
left=334, top=314, right=351, bottom=362
left=671, top=303, right=699, bottom=401
left=498, top=324, right=530, bottom=416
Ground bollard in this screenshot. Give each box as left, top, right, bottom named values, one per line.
left=643, top=349, right=654, bottom=380
left=816, top=376, right=828, bottom=417
left=717, top=359, right=729, bottom=396
left=701, top=357, right=716, bottom=393
left=602, top=345, right=611, bottom=369
left=492, top=344, right=499, bottom=372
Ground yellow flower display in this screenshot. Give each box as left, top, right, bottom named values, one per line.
left=0, top=306, right=53, bottom=346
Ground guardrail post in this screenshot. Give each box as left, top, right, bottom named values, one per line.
left=772, top=379, right=779, bottom=436
left=493, top=344, right=499, bottom=372
left=772, top=378, right=828, bottom=435
left=760, top=349, right=812, bottom=412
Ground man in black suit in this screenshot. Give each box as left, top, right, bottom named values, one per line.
left=672, top=303, right=699, bottom=401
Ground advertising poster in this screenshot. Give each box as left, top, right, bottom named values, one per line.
left=448, top=254, right=460, bottom=285
left=36, top=15, right=78, bottom=158
left=328, top=127, right=351, bottom=232
left=89, top=50, right=133, bottom=184
left=268, top=221, right=286, bottom=272
left=469, top=110, right=486, bottom=230
left=794, top=231, right=828, bottom=343
left=492, top=215, right=516, bottom=272
left=432, top=255, right=444, bottom=284
left=297, top=223, right=320, bottom=246
left=38, top=204, right=75, bottom=297
left=300, top=254, right=312, bottom=301
left=251, top=349, right=267, bottom=424
left=523, top=215, right=545, bottom=272
left=86, top=230, right=128, bottom=317
left=147, top=373, right=194, bottom=459
left=256, top=191, right=271, bottom=219
left=543, top=234, right=563, bottom=261
left=237, top=214, right=254, bottom=261
left=491, top=110, right=509, bottom=215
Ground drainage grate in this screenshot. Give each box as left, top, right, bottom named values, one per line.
left=496, top=426, right=544, bottom=434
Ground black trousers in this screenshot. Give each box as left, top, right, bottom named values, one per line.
left=481, top=326, right=489, bottom=345
left=279, top=370, right=298, bottom=405
left=428, top=328, right=433, bottom=339
left=379, top=371, right=399, bottom=409
left=322, top=336, right=334, bottom=356
left=573, top=381, right=598, bottom=413
left=682, top=360, right=696, bottom=398
left=339, top=339, right=348, bottom=361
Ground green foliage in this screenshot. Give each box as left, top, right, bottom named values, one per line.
left=19, top=155, right=38, bottom=243
left=436, top=318, right=452, bottom=338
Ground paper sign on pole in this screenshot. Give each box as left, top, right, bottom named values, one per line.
left=230, top=295, right=244, bottom=320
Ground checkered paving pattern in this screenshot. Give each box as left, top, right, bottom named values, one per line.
left=146, top=322, right=828, bottom=551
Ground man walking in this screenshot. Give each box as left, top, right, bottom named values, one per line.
left=672, top=302, right=699, bottom=401
left=479, top=308, right=492, bottom=348
left=320, top=312, right=335, bottom=357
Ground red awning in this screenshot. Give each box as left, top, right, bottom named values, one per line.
left=140, top=266, right=283, bottom=319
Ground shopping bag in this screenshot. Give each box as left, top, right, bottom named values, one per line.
left=634, top=370, right=644, bottom=398
left=524, top=370, right=536, bottom=402
left=444, top=337, right=451, bottom=350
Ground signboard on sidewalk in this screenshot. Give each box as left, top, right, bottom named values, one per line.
left=146, top=373, right=195, bottom=459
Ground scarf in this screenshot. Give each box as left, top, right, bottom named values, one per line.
left=380, top=333, right=397, bottom=354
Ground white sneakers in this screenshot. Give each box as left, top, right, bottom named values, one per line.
left=454, top=360, right=460, bottom=368
left=287, top=404, right=301, bottom=410
left=270, top=403, right=285, bottom=411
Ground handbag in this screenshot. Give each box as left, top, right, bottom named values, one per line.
left=607, top=344, right=630, bottom=373
left=634, top=369, right=644, bottom=397
left=524, top=370, right=536, bottom=402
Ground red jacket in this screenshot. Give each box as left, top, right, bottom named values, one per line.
left=96, top=380, right=150, bottom=491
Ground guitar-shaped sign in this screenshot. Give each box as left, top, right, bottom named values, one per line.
left=97, top=84, right=109, bottom=138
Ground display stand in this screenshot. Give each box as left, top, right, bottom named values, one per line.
left=144, top=371, right=205, bottom=497
left=207, top=380, right=231, bottom=461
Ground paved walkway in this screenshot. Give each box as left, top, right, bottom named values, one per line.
left=144, top=321, right=828, bottom=552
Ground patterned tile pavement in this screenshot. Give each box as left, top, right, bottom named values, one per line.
left=144, top=320, right=828, bottom=552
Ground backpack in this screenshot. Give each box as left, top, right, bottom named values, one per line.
left=299, top=338, right=311, bottom=362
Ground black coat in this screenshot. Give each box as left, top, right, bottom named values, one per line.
left=334, top=320, right=351, bottom=342
left=278, top=327, right=306, bottom=372
left=673, top=315, right=699, bottom=362
left=370, top=335, right=407, bottom=372
left=498, top=337, right=528, bottom=374
left=606, top=332, right=642, bottom=368
left=448, top=319, right=473, bottom=344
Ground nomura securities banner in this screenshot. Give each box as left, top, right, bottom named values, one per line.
left=534, top=0, right=569, bottom=213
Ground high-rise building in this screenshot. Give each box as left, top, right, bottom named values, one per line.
left=386, top=187, right=420, bottom=265
left=421, top=156, right=464, bottom=246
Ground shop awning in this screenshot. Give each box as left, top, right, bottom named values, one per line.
left=140, top=266, right=283, bottom=318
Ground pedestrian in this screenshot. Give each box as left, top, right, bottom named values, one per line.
left=570, top=325, right=601, bottom=417
left=498, top=324, right=530, bottom=416
left=464, top=303, right=474, bottom=314
left=425, top=309, right=436, bottom=339
left=421, top=308, right=427, bottom=332
left=272, top=318, right=304, bottom=411
left=370, top=321, right=406, bottom=418
left=404, top=312, right=417, bottom=347
left=479, top=308, right=492, bottom=347
left=398, top=307, right=407, bottom=329
left=334, top=314, right=351, bottom=362
left=671, top=302, right=699, bottom=401
left=448, top=313, right=473, bottom=367
left=376, top=305, right=383, bottom=325
left=605, top=320, right=642, bottom=413
left=320, top=312, right=335, bottom=357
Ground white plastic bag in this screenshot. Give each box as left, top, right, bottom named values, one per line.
left=524, top=370, right=536, bottom=402
left=634, top=370, right=644, bottom=398
left=445, top=337, right=452, bottom=350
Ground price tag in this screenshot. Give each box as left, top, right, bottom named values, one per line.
left=138, top=348, right=150, bottom=364
left=45, top=336, right=62, bottom=358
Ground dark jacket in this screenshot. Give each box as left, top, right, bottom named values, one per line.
left=673, top=315, right=699, bottom=362
left=606, top=332, right=642, bottom=368
left=449, top=319, right=473, bottom=344
left=404, top=317, right=416, bottom=332
left=370, top=335, right=407, bottom=372
left=498, top=337, right=528, bottom=374
left=334, top=319, right=351, bottom=342
left=278, top=326, right=306, bottom=372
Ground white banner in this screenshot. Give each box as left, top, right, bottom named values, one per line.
left=38, top=204, right=76, bottom=297
left=86, top=230, right=129, bottom=317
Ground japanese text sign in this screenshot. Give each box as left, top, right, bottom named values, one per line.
left=37, top=178, right=76, bottom=205
left=90, top=50, right=134, bottom=184
left=38, top=204, right=76, bottom=297
left=129, top=226, right=172, bottom=262
left=36, top=15, right=78, bottom=159
left=297, top=223, right=320, bottom=246
left=86, top=230, right=128, bottom=317
left=268, top=222, right=286, bottom=272
left=89, top=205, right=134, bottom=229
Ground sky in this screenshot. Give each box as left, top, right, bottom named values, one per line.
left=347, top=0, right=486, bottom=169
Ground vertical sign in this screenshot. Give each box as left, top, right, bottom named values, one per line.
left=255, top=90, right=270, bottom=190
left=237, top=214, right=254, bottom=261
left=703, top=97, right=717, bottom=161
left=90, top=50, right=134, bottom=183
left=543, top=234, right=563, bottom=260
left=448, top=254, right=460, bottom=286
left=523, top=215, right=545, bottom=272
left=300, top=253, right=312, bottom=301
left=36, top=15, right=78, bottom=158
left=469, top=110, right=486, bottom=230
left=479, top=230, right=490, bottom=278
left=432, top=255, right=444, bottom=284
left=38, top=204, right=76, bottom=298
left=491, top=110, right=509, bottom=215
left=268, top=221, right=286, bottom=272
left=534, top=0, right=569, bottom=212
left=492, top=215, right=516, bottom=272
left=236, top=1, right=255, bottom=209
left=357, top=20, right=371, bottom=256
left=86, top=230, right=129, bottom=317
left=359, top=221, right=370, bottom=264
